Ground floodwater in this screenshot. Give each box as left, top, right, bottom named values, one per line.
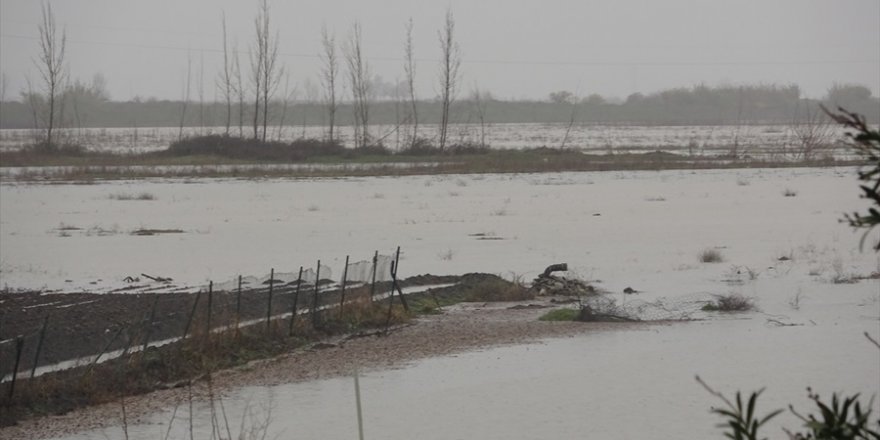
left=53, top=311, right=879, bottom=440
left=0, top=123, right=850, bottom=159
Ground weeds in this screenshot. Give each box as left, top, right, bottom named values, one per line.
left=699, top=248, right=725, bottom=263
left=789, top=290, right=805, bottom=310
left=696, top=376, right=783, bottom=440
left=109, top=192, right=156, bottom=201
left=438, top=249, right=455, bottom=261
left=701, top=293, right=757, bottom=312
left=538, top=308, right=580, bottom=321
left=130, top=228, right=184, bottom=236
left=698, top=375, right=880, bottom=440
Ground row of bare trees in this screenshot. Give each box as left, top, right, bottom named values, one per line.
left=26, top=1, right=463, bottom=150
left=315, top=9, right=461, bottom=150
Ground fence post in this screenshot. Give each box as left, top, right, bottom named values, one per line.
left=30, top=315, right=49, bottom=379
left=369, top=250, right=378, bottom=302
left=289, top=266, right=303, bottom=337
left=391, top=246, right=409, bottom=312
left=206, top=281, right=214, bottom=337
left=8, top=336, right=24, bottom=401
left=142, top=294, right=159, bottom=355
left=338, top=255, right=350, bottom=319
left=182, top=290, right=202, bottom=340
left=266, top=268, right=274, bottom=332
left=236, top=275, right=242, bottom=332
left=311, top=260, right=321, bottom=329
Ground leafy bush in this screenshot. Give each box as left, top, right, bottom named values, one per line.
left=699, top=376, right=880, bottom=440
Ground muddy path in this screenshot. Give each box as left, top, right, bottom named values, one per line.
left=0, top=274, right=458, bottom=378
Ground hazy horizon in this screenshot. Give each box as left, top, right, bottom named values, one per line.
left=1, top=0, right=878, bottom=102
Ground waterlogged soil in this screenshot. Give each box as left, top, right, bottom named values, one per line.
left=0, top=295, right=629, bottom=440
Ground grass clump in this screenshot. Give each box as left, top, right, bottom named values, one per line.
left=538, top=308, right=580, bottom=321
left=109, top=192, right=156, bottom=201
left=699, top=248, right=725, bottom=263
left=161, top=135, right=392, bottom=161
left=701, top=293, right=756, bottom=312
left=460, top=274, right=533, bottom=302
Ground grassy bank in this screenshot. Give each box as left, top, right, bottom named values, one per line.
left=1, top=273, right=527, bottom=427
left=0, top=135, right=858, bottom=182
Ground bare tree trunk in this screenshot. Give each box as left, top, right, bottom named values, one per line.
left=36, top=1, right=67, bottom=148
left=320, top=25, right=339, bottom=144
left=249, top=0, right=282, bottom=143
left=220, top=12, right=232, bottom=136
left=198, top=52, right=205, bottom=136
left=24, top=77, right=40, bottom=141
left=437, top=8, right=461, bottom=151
left=0, top=72, right=8, bottom=104
left=344, top=22, right=371, bottom=149
left=178, top=53, right=192, bottom=142
left=250, top=4, right=264, bottom=140
left=276, top=74, right=293, bottom=141
left=232, top=41, right=245, bottom=138
left=403, top=18, right=418, bottom=148
left=471, top=84, right=488, bottom=148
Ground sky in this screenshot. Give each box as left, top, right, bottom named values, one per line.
left=1, top=0, right=878, bottom=102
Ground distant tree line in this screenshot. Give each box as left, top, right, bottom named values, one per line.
left=4, top=1, right=877, bottom=139
left=2, top=83, right=877, bottom=130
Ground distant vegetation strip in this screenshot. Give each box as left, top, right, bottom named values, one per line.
left=0, top=134, right=861, bottom=181
left=2, top=84, right=877, bottom=129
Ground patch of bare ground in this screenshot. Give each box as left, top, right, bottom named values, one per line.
left=2, top=298, right=645, bottom=440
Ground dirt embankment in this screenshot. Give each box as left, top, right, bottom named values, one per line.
left=2, top=296, right=646, bottom=440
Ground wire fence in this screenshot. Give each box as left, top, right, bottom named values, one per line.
left=0, top=249, right=405, bottom=401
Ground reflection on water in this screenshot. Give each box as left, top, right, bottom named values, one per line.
left=53, top=316, right=879, bottom=440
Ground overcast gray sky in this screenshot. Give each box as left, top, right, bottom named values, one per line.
left=1, top=0, right=878, bottom=101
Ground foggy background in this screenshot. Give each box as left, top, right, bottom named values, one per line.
left=1, top=0, right=878, bottom=102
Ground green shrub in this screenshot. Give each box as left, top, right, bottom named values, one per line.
left=538, top=308, right=579, bottom=321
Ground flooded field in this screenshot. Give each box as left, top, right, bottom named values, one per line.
left=46, top=310, right=878, bottom=440
left=0, top=123, right=850, bottom=159
left=2, top=167, right=878, bottom=439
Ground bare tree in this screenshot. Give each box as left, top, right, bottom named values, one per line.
left=35, top=1, right=67, bottom=148
left=276, top=73, right=296, bottom=140
left=249, top=0, right=282, bottom=142
left=219, top=12, right=233, bottom=136
left=320, top=25, right=339, bottom=143
left=198, top=52, right=206, bottom=135
left=302, top=78, right=318, bottom=138
left=437, top=8, right=461, bottom=150
left=403, top=18, right=418, bottom=148
left=0, top=71, right=8, bottom=104
left=791, top=101, right=834, bottom=161
left=178, top=52, right=192, bottom=141
left=23, top=77, right=41, bottom=140
left=470, top=84, right=489, bottom=148
left=344, top=21, right=371, bottom=149
left=231, top=40, right=245, bottom=138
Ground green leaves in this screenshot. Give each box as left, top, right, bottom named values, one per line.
left=697, top=376, right=782, bottom=440
left=825, top=106, right=880, bottom=251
